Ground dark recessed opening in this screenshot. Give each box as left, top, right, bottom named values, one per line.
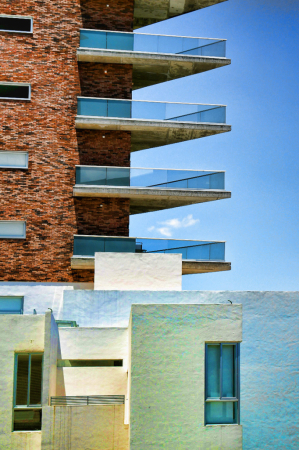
left=0, top=84, right=30, bottom=100
left=13, top=409, right=42, bottom=431
left=0, top=17, right=32, bottom=33
left=57, top=359, right=123, bottom=367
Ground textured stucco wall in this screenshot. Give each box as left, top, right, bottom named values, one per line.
left=94, top=253, right=182, bottom=291
left=129, top=304, right=242, bottom=450
left=0, top=314, right=45, bottom=450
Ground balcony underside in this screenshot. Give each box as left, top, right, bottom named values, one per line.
left=133, top=0, right=227, bottom=28
left=71, top=256, right=231, bottom=274
left=75, top=117, right=231, bottom=151
left=77, top=50, right=231, bottom=89
left=73, top=185, right=231, bottom=214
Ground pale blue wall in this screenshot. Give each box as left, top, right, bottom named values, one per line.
left=63, top=290, right=299, bottom=450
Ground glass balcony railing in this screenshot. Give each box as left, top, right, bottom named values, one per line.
left=77, top=98, right=226, bottom=124
left=79, top=29, right=226, bottom=58
left=75, top=166, right=225, bottom=190
left=73, top=236, right=225, bottom=261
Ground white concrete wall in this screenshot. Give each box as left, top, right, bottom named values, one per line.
left=94, top=253, right=182, bottom=291
left=0, top=315, right=45, bottom=450
left=57, top=328, right=128, bottom=397
left=42, top=405, right=128, bottom=450
left=0, top=281, right=93, bottom=317
left=129, top=304, right=243, bottom=450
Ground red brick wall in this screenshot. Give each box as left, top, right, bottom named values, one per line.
left=80, top=0, right=134, bottom=31
left=0, top=0, right=133, bottom=282
left=79, top=63, right=133, bottom=99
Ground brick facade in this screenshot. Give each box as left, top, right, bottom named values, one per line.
left=0, top=0, right=133, bottom=282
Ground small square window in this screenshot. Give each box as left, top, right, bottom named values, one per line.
left=0, top=15, right=33, bottom=33
left=205, top=343, right=240, bottom=425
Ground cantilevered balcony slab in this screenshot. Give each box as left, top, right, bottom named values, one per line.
left=71, top=235, right=231, bottom=275
left=73, top=166, right=231, bottom=214
left=76, top=98, right=231, bottom=152
left=133, top=0, right=227, bottom=28
left=77, top=30, right=231, bottom=89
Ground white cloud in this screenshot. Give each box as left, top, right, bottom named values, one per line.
left=147, top=214, right=199, bottom=237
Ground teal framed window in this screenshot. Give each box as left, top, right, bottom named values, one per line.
left=205, top=343, right=240, bottom=425
left=0, top=296, right=23, bottom=314
left=13, top=353, right=43, bottom=431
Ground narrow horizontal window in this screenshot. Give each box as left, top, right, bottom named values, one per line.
left=57, top=359, right=123, bottom=367
left=0, top=151, right=28, bottom=169
left=13, top=409, right=42, bottom=431
left=0, top=296, right=23, bottom=314
left=0, top=15, right=32, bottom=33
left=0, top=83, right=30, bottom=100
left=0, top=221, right=26, bottom=238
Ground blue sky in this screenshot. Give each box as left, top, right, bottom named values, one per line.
left=129, top=0, right=299, bottom=291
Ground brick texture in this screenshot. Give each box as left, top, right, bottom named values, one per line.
left=80, top=0, right=134, bottom=31
left=0, top=0, right=133, bottom=282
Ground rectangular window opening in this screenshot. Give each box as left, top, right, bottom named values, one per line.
left=0, top=83, right=30, bottom=100
left=205, top=343, right=240, bottom=425
left=0, top=16, right=32, bottom=33
left=57, top=359, right=123, bottom=367
left=0, top=221, right=26, bottom=239
left=0, top=151, right=28, bottom=169
left=13, top=409, right=42, bottom=432
left=0, top=296, right=23, bottom=314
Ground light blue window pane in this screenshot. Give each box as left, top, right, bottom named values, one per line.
left=206, top=402, right=237, bottom=424
left=104, top=238, right=136, bottom=253
left=108, top=100, right=131, bottom=118
left=222, top=345, right=235, bottom=398
left=201, top=40, right=226, bottom=57
left=166, top=103, right=197, bottom=121
left=200, top=106, right=225, bottom=123
left=209, top=242, right=225, bottom=261
left=157, top=36, right=182, bottom=54
left=76, top=167, right=107, bottom=185
left=107, top=32, right=133, bottom=51
left=134, top=34, right=159, bottom=53
left=143, top=169, right=167, bottom=187
left=181, top=38, right=199, bottom=53
left=209, top=172, right=224, bottom=189
left=78, top=98, right=107, bottom=117
left=132, top=101, right=165, bottom=120
left=0, top=297, right=23, bottom=314
left=106, top=168, right=130, bottom=186
left=73, top=236, right=105, bottom=256
left=192, top=175, right=211, bottom=189
left=166, top=246, right=188, bottom=259
left=80, top=30, right=107, bottom=49
left=185, top=245, right=205, bottom=260
left=207, top=345, right=220, bottom=398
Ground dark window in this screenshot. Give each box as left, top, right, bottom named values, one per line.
left=0, top=84, right=30, bottom=100
left=14, top=409, right=42, bottom=432
left=57, top=359, right=123, bottom=367
left=0, top=16, right=32, bottom=33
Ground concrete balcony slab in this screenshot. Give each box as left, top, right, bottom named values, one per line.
left=133, top=0, right=227, bottom=28
left=70, top=256, right=231, bottom=274
left=75, top=117, right=231, bottom=151
left=77, top=49, right=231, bottom=89
left=73, top=185, right=231, bottom=214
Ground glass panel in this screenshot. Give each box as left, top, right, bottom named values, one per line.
left=207, top=345, right=220, bottom=398
left=0, top=296, right=23, bottom=314
left=73, top=236, right=105, bottom=256
left=0, top=221, right=25, bottom=238
left=104, top=237, right=136, bottom=253
left=0, top=151, right=28, bottom=168
left=106, top=168, right=130, bottom=186
left=77, top=98, right=107, bottom=116
left=29, top=355, right=43, bottom=405
left=134, top=33, right=159, bottom=53
left=200, top=106, right=226, bottom=123
left=14, top=409, right=42, bottom=431
left=76, top=166, right=107, bottom=185
left=206, top=402, right=237, bottom=425
left=16, top=354, right=29, bottom=405
left=108, top=100, right=131, bottom=118
left=209, top=242, right=225, bottom=261
left=222, top=345, right=235, bottom=398
left=80, top=30, right=106, bottom=49
left=0, top=17, right=32, bottom=33
left=209, top=172, right=224, bottom=189
left=0, top=84, right=29, bottom=99
left=201, top=40, right=226, bottom=57
left=107, top=32, right=133, bottom=51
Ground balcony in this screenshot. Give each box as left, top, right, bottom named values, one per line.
left=76, top=98, right=231, bottom=151
left=78, top=30, right=230, bottom=89
left=71, top=236, right=231, bottom=274
left=73, top=166, right=231, bottom=214
left=133, top=0, right=227, bottom=28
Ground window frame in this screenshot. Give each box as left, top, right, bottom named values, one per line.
left=205, top=342, right=240, bottom=426
left=0, top=151, right=28, bottom=169
left=0, top=220, right=26, bottom=239
left=0, top=296, right=24, bottom=314
left=0, top=82, right=31, bottom=101
left=13, top=353, right=44, bottom=409
left=0, top=15, right=33, bottom=34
